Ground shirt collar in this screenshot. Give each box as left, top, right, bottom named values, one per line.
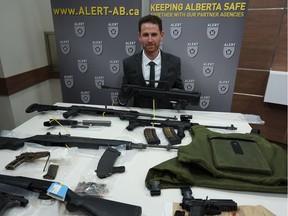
left=142, top=50, right=161, bottom=66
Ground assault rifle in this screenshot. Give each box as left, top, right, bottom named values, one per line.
left=26, top=103, right=176, bottom=120
left=0, top=174, right=142, bottom=216
left=180, top=187, right=237, bottom=216
left=102, top=84, right=201, bottom=106
left=0, top=132, right=178, bottom=151
left=126, top=115, right=237, bottom=140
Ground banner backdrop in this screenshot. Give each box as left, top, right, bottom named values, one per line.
left=51, top=0, right=248, bottom=111
left=50, top=0, right=141, bottom=105
left=150, top=0, right=249, bottom=111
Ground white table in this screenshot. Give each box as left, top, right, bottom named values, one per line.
left=0, top=103, right=286, bottom=216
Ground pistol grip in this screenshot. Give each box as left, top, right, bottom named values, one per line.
left=126, top=121, right=141, bottom=131
left=177, top=127, right=185, bottom=139
left=0, top=192, right=28, bottom=215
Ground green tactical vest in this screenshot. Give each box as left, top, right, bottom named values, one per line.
left=145, top=125, right=287, bottom=193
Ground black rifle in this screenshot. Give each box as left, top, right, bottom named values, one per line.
left=0, top=191, right=29, bottom=215
left=0, top=174, right=141, bottom=216
left=180, top=187, right=237, bottom=216
left=26, top=103, right=176, bottom=120
left=126, top=115, right=237, bottom=140
left=0, top=132, right=178, bottom=151
left=102, top=85, right=201, bottom=106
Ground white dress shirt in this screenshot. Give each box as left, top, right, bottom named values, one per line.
left=142, top=51, right=161, bottom=87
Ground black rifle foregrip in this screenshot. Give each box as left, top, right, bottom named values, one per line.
left=208, top=199, right=238, bottom=212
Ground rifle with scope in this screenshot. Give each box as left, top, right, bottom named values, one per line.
left=0, top=174, right=142, bottom=216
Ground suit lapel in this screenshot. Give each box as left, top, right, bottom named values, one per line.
left=158, top=51, right=168, bottom=89
left=135, top=52, right=146, bottom=86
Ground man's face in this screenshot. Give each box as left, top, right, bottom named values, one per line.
left=138, top=22, right=164, bottom=57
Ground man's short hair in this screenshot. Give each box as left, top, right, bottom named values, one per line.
left=138, top=14, right=163, bottom=32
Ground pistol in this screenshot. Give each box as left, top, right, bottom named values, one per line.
left=5, top=151, right=50, bottom=170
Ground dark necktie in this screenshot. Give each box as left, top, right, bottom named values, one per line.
left=148, top=61, right=156, bottom=87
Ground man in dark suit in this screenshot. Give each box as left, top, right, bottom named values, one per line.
left=118, top=15, right=184, bottom=109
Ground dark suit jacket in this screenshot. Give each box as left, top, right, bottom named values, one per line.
left=120, top=50, right=183, bottom=109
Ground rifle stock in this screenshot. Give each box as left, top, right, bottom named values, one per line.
left=0, top=174, right=142, bottom=216
left=0, top=137, right=25, bottom=150
left=66, top=189, right=141, bottom=216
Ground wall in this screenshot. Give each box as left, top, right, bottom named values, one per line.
left=0, top=0, right=62, bottom=131
left=231, top=0, right=287, bottom=144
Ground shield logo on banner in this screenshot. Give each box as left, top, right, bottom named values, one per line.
left=218, top=82, right=230, bottom=94
left=74, top=24, right=85, bottom=38
left=170, top=26, right=182, bottom=39
left=207, top=26, right=219, bottom=40
left=110, top=62, right=120, bottom=74
left=203, top=66, right=214, bottom=77
left=81, top=91, right=90, bottom=103
left=95, top=77, right=104, bottom=89
left=93, top=44, right=103, bottom=56
left=223, top=44, right=236, bottom=59
left=78, top=61, right=88, bottom=73
left=200, top=97, right=210, bottom=109
left=108, top=26, right=119, bottom=38
left=64, top=77, right=74, bottom=88
left=187, top=44, right=199, bottom=58
left=184, top=82, right=195, bottom=91
left=125, top=44, right=136, bottom=56
left=60, top=42, right=70, bottom=55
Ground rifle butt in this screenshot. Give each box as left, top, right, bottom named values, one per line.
left=0, top=137, right=24, bottom=150
left=65, top=189, right=142, bottom=216
left=26, top=103, right=57, bottom=113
